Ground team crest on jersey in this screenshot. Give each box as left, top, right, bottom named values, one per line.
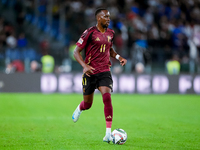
left=107, top=36, right=111, bottom=42
left=78, top=38, right=83, bottom=44
left=95, top=37, right=100, bottom=41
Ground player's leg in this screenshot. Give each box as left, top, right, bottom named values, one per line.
left=96, top=71, right=113, bottom=142
left=99, top=86, right=113, bottom=143
left=80, top=93, right=94, bottom=110
left=72, top=73, right=95, bottom=122
left=72, top=93, right=94, bottom=122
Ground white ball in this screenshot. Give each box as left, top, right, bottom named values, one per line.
left=111, top=128, right=127, bottom=145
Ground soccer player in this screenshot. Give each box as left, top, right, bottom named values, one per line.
left=72, top=8, right=127, bottom=143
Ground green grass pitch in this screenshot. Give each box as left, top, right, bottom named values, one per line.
left=0, top=93, right=200, bottom=150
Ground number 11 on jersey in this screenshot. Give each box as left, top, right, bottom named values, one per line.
left=100, top=44, right=106, bottom=52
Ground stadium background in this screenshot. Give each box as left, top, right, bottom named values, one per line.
left=0, top=0, right=200, bottom=94
left=0, top=1, right=200, bottom=149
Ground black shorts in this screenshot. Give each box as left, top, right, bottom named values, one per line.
left=82, top=71, right=113, bottom=95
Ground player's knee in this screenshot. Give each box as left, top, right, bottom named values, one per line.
left=103, top=93, right=112, bottom=104
left=84, top=102, right=92, bottom=110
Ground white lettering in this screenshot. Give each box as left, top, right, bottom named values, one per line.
left=193, top=76, right=200, bottom=94
left=58, top=74, right=73, bottom=93
left=119, top=75, right=135, bottom=93
left=41, top=74, right=57, bottom=93
left=73, top=73, right=82, bottom=93
left=153, top=75, right=169, bottom=93
left=179, top=75, right=192, bottom=93
left=112, top=75, right=118, bottom=93
left=137, top=75, right=151, bottom=93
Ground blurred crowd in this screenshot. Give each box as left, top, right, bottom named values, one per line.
left=0, top=0, right=200, bottom=74
left=0, top=14, right=43, bottom=73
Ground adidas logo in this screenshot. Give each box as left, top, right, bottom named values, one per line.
left=106, top=115, right=112, bottom=119
left=95, top=37, right=100, bottom=41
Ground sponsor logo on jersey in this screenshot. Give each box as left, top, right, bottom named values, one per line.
left=95, top=37, right=100, bottom=41
left=107, top=36, right=111, bottom=42
left=78, top=38, right=83, bottom=44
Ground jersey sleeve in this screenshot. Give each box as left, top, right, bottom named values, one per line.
left=110, top=30, right=115, bottom=48
left=76, top=29, right=91, bottom=49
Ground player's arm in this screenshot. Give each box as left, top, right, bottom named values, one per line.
left=110, top=47, right=127, bottom=66
left=73, top=46, right=95, bottom=77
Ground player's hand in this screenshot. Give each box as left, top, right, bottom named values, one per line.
left=119, top=57, right=127, bottom=66
left=83, top=65, right=95, bottom=77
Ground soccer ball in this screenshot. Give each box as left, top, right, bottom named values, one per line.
left=111, top=128, right=127, bottom=145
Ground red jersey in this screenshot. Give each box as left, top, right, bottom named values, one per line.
left=76, top=26, right=115, bottom=75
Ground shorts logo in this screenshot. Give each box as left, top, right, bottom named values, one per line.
left=109, top=84, right=113, bottom=88
left=78, top=38, right=83, bottom=44
left=83, top=88, right=85, bottom=93
left=95, top=37, right=100, bottom=41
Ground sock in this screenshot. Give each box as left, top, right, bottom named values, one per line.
left=79, top=100, right=92, bottom=111
left=103, top=93, right=113, bottom=123
left=106, top=127, right=111, bottom=135
left=106, top=121, right=112, bottom=128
